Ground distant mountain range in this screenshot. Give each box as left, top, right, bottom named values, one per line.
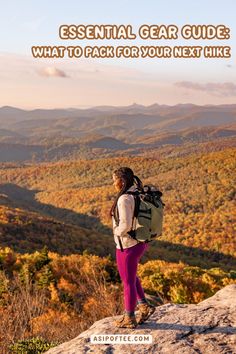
left=0, top=104, right=236, bottom=162
left=1, top=103, right=236, bottom=135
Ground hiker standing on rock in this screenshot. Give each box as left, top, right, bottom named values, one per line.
left=110, top=167, right=156, bottom=328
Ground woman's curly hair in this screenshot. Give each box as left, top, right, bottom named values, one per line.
left=110, top=167, right=143, bottom=217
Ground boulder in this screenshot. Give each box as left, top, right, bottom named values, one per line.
left=45, top=284, right=236, bottom=354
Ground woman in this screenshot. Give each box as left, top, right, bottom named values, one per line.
left=110, top=167, right=155, bottom=328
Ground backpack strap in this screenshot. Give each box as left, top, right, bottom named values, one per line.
left=117, top=236, right=124, bottom=252
left=126, top=192, right=141, bottom=241
left=113, top=205, right=124, bottom=251
left=126, top=191, right=140, bottom=218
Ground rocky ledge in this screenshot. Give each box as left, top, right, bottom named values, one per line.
left=46, top=284, right=236, bottom=354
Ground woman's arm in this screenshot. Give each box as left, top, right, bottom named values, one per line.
left=113, top=194, right=134, bottom=238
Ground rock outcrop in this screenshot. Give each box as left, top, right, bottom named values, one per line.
left=46, top=284, right=236, bottom=354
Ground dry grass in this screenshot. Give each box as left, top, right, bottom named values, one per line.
left=0, top=276, right=48, bottom=353
left=0, top=266, right=123, bottom=352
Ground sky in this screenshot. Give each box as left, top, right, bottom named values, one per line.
left=0, top=0, right=236, bottom=109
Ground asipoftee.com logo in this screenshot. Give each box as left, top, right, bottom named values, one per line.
left=90, top=334, right=152, bottom=344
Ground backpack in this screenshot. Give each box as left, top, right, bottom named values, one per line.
left=115, top=185, right=164, bottom=251
left=127, top=185, right=164, bottom=242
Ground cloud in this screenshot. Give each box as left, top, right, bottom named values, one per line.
left=174, top=81, right=236, bottom=97
left=37, top=67, right=69, bottom=78
left=1, top=53, right=236, bottom=108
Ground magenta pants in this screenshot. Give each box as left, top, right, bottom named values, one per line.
left=116, top=242, right=149, bottom=312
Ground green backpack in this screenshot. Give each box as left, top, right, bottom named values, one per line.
left=126, top=185, right=164, bottom=243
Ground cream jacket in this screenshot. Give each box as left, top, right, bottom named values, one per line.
left=112, top=186, right=139, bottom=250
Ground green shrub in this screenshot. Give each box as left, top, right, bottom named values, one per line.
left=9, top=337, right=58, bottom=354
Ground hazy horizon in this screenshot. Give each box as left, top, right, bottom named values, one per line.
left=2, top=101, right=236, bottom=111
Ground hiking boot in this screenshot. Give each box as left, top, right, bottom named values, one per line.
left=136, top=302, right=156, bottom=324
left=114, top=313, right=138, bottom=329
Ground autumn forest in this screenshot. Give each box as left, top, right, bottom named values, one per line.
left=0, top=104, right=235, bottom=352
